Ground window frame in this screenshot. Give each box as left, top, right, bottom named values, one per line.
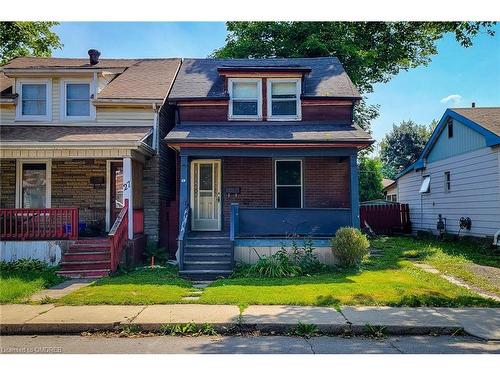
left=15, top=79, right=52, bottom=122
left=15, top=159, right=52, bottom=208
left=60, top=78, right=95, bottom=121
left=228, top=78, right=262, bottom=120
left=419, top=175, right=431, bottom=194
left=447, top=118, right=454, bottom=138
left=267, top=78, right=302, bottom=121
left=444, top=171, right=451, bottom=193
left=274, top=159, right=303, bottom=208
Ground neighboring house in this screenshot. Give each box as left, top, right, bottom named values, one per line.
left=165, top=58, right=374, bottom=279
left=382, top=178, right=397, bottom=202
left=0, top=52, right=180, bottom=277
left=396, top=107, right=500, bottom=241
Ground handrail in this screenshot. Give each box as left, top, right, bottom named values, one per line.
left=178, top=205, right=190, bottom=271
left=0, top=208, right=78, bottom=240
left=108, top=201, right=129, bottom=273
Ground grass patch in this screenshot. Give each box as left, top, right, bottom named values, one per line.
left=0, top=263, right=64, bottom=303
left=59, top=266, right=192, bottom=305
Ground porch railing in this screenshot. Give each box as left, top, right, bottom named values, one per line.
left=230, top=204, right=352, bottom=238
left=108, top=201, right=129, bottom=273
left=0, top=208, right=79, bottom=241
left=178, top=206, right=190, bottom=271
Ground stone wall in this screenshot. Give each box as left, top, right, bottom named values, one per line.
left=0, top=159, right=16, bottom=208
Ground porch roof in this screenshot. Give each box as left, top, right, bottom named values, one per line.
left=164, top=122, right=373, bottom=146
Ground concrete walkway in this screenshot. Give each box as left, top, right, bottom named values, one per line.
left=1, top=304, right=499, bottom=341
left=30, top=279, right=94, bottom=302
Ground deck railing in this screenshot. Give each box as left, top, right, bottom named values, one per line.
left=0, top=208, right=79, bottom=240
left=108, top=201, right=129, bottom=273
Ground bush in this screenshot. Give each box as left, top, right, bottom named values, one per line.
left=0, top=259, right=51, bottom=273
left=331, top=227, right=370, bottom=268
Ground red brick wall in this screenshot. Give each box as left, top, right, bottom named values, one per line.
left=304, top=157, right=350, bottom=208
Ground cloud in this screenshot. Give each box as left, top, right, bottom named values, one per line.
left=440, top=94, right=462, bottom=105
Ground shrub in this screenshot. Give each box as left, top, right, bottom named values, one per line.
left=331, top=227, right=370, bottom=268
left=0, top=259, right=51, bottom=273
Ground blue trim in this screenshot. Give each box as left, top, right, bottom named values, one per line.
left=180, top=147, right=357, bottom=158
left=350, top=154, right=360, bottom=228
left=230, top=203, right=239, bottom=241
left=178, top=155, right=189, bottom=231
left=235, top=238, right=331, bottom=247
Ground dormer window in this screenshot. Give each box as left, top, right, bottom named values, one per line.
left=268, top=78, right=301, bottom=120
left=15, top=79, right=52, bottom=121
left=61, top=79, right=95, bottom=121
left=228, top=78, right=262, bottom=120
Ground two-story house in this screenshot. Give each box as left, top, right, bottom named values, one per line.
left=165, top=58, right=374, bottom=280
left=0, top=52, right=180, bottom=277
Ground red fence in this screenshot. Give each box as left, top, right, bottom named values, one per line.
left=0, top=208, right=79, bottom=240
left=360, top=203, right=411, bottom=235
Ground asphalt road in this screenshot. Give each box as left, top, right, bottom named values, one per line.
left=1, top=334, right=499, bottom=354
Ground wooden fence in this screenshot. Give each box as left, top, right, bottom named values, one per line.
left=360, top=203, right=411, bottom=235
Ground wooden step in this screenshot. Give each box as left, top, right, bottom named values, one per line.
left=62, top=251, right=110, bottom=262
left=57, top=269, right=110, bottom=278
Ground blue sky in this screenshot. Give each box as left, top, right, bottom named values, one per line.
left=52, top=22, right=500, bottom=148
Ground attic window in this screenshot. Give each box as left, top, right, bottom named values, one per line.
left=228, top=78, right=262, bottom=120
left=447, top=118, right=453, bottom=138
left=267, top=78, right=301, bottom=120
left=419, top=175, right=431, bottom=194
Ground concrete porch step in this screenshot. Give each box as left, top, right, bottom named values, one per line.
left=184, top=260, right=233, bottom=271
left=57, top=269, right=110, bottom=279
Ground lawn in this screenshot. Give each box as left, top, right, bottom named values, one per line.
left=0, top=262, right=65, bottom=303
left=59, top=266, right=193, bottom=305
left=371, top=236, right=500, bottom=295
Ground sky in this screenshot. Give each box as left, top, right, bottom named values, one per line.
left=52, top=22, right=500, bottom=150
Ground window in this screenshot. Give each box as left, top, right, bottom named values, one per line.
left=268, top=79, right=301, bottom=120
left=16, top=160, right=51, bottom=208
left=419, top=175, right=431, bottom=194
left=275, top=160, right=302, bottom=208
left=444, top=171, right=451, bottom=193
left=447, top=118, right=454, bottom=138
left=387, top=194, right=397, bottom=202
left=16, top=80, right=51, bottom=121
left=62, top=81, right=93, bottom=120
left=228, top=79, right=262, bottom=119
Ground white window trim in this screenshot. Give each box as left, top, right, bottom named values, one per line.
left=15, top=159, right=52, bottom=208
left=60, top=78, right=96, bottom=122
left=228, top=78, right=262, bottom=120
left=267, top=78, right=302, bottom=121
left=444, top=171, right=451, bottom=193
left=274, top=159, right=303, bottom=208
left=15, top=79, right=52, bottom=122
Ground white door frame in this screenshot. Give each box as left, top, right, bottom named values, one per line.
left=105, top=159, right=123, bottom=231
left=190, top=159, right=222, bottom=231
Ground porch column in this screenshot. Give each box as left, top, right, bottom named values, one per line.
left=123, top=157, right=134, bottom=240
left=179, top=155, right=190, bottom=231
left=350, top=154, right=360, bottom=228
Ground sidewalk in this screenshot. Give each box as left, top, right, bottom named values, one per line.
left=1, top=304, right=499, bottom=341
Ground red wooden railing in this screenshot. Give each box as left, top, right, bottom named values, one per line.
left=360, top=203, right=411, bottom=235
left=0, top=208, right=78, bottom=240
left=108, top=200, right=129, bottom=272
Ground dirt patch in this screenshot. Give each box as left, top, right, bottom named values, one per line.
left=466, top=264, right=500, bottom=289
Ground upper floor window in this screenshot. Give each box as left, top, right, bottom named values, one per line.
left=267, top=78, right=301, bottom=120
left=15, top=79, right=52, bottom=121
left=444, top=171, right=451, bottom=193
left=62, top=80, right=94, bottom=121
left=228, top=78, right=262, bottom=120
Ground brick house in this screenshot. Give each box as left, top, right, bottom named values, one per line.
left=0, top=52, right=180, bottom=277
left=164, top=58, right=374, bottom=280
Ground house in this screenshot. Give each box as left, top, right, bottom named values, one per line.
left=164, top=57, right=374, bottom=279
left=396, top=107, right=500, bottom=242
left=0, top=52, right=181, bottom=277
left=382, top=178, right=397, bottom=202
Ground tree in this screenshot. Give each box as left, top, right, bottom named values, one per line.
left=358, top=156, right=384, bottom=202
left=212, top=22, right=495, bottom=132
left=0, top=22, right=62, bottom=64
left=380, top=120, right=434, bottom=178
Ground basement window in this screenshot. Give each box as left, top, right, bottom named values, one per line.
left=419, top=175, right=431, bottom=194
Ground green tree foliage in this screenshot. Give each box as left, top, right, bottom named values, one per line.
left=0, top=22, right=62, bottom=64
left=380, top=120, right=434, bottom=178
left=213, top=22, right=494, bottom=131
left=358, top=156, right=384, bottom=202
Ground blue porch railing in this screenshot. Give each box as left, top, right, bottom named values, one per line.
left=177, top=206, right=190, bottom=270
left=230, top=203, right=352, bottom=238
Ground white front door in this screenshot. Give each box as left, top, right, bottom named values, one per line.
left=191, top=160, right=221, bottom=231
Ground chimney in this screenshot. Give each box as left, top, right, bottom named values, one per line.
left=472, top=102, right=476, bottom=108
left=88, top=49, right=101, bottom=66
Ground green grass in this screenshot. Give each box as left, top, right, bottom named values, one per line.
left=0, top=267, right=64, bottom=303
left=197, top=236, right=500, bottom=308
left=59, top=266, right=193, bottom=305
left=371, top=236, right=500, bottom=295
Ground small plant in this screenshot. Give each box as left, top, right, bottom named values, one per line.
left=0, top=259, right=50, bottom=272
left=248, top=248, right=301, bottom=277
left=159, top=322, right=217, bottom=336
left=290, top=322, right=319, bottom=338
left=143, top=242, right=167, bottom=266
left=39, top=295, right=54, bottom=304
left=119, top=325, right=143, bottom=337
left=331, top=227, right=370, bottom=268
left=364, top=324, right=386, bottom=339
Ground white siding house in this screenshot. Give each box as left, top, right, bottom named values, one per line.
left=396, top=108, right=500, bottom=240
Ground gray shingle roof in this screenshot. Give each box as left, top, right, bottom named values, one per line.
left=451, top=107, right=500, bottom=137
left=169, top=57, right=360, bottom=100
left=164, top=122, right=372, bottom=144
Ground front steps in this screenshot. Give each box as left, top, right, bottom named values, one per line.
left=58, top=239, right=111, bottom=279
left=180, top=233, right=233, bottom=281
